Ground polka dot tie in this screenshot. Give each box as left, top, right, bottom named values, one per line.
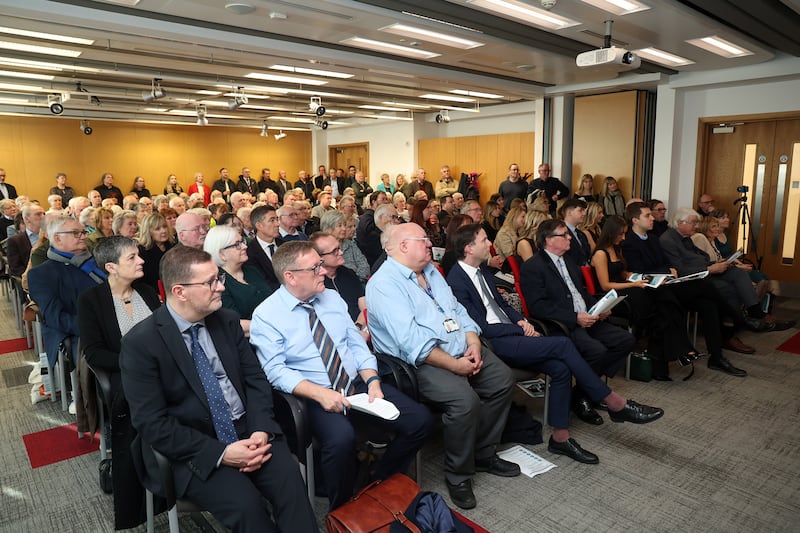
left=188, top=324, right=238, bottom=444
left=298, top=302, right=353, bottom=396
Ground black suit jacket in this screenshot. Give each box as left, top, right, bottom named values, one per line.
left=294, top=178, right=315, bottom=200
left=237, top=177, right=258, bottom=195
left=245, top=238, right=282, bottom=290
left=258, top=178, right=279, bottom=195
left=120, top=306, right=281, bottom=497
left=7, top=232, right=32, bottom=276
left=620, top=229, right=671, bottom=274
left=323, top=176, right=348, bottom=195
left=447, top=262, right=526, bottom=340
left=520, top=251, right=597, bottom=331
left=0, top=182, right=17, bottom=200
left=564, top=226, right=591, bottom=267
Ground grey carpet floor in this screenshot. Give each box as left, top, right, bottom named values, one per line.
left=0, top=290, right=798, bottom=532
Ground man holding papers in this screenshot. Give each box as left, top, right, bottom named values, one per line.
left=520, top=220, right=636, bottom=424
left=251, top=241, right=433, bottom=511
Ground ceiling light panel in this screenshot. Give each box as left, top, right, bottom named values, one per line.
left=0, top=41, right=82, bottom=57
left=579, top=0, right=650, bottom=16
left=635, top=47, right=694, bottom=66
left=381, top=101, right=431, bottom=109
left=686, top=36, right=753, bottom=58
left=269, top=64, right=354, bottom=79
left=341, top=37, right=441, bottom=59
left=419, top=93, right=475, bottom=103
left=449, top=89, right=503, bottom=99
left=359, top=104, right=409, bottom=111
left=379, top=23, right=484, bottom=50
left=466, top=0, right=580, bottom=30
left=244, top=72, right=328, bottom=86
left=0, top=70, right=54, bottom=80
left=0, top=82, right=47, bottom=92
left=0, top=27, right=94, bottom=45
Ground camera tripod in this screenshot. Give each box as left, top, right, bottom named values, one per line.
left=734, top=194, right=764, bottom=270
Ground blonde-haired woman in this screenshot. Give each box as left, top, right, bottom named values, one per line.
left=601, top=176, right=625, bottom=216
left=137, top=213, right=174, bottom=292
left=516, top=210, right=550, bottom=262
left=163, top=173, right=183, bottom=195
left=579, top=201, right=604, bottom=251
left=87, top=206, right=114, bottom=252
left=493, top=206, right=526, bottom=261
left=574, top=173, right=598, bottom=203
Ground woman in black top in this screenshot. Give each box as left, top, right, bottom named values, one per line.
left=130, top=176, right=151, bottom=198
left=49, top=172, right=75, bottom=205
left=137, top=213, right=174, bottom=293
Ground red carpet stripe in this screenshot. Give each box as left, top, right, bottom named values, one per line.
left=0, top=337, right=30, bottom=354
left=777, top=330, right=800, bottom=355
left=23, top=423, right=99, bottom=468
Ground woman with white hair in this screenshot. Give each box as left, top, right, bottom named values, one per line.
left=320, top=210, right=369, bottom=282
left=112, top=209, right=138, bottom=238
left=203, top=225, right=273, bottom=336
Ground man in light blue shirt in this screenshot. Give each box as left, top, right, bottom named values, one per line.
left=367, top=223, right=518, bottom=510
left=251, top=241, right=433, bottom=511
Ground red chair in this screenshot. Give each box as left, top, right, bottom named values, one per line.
left=505, top=255, right=530, bottom=317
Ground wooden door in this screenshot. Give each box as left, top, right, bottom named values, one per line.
left=329, top=143, right=369, bottom=180
left=699, top=117, right=800, bottom=282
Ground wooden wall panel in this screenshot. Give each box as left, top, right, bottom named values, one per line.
left=0, top=116, right=311, bottom=203
left=418, top=131, right=534, bottom=203
left=572, top=91, right=638, bottom=199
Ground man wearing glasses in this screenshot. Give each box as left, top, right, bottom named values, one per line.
left=367, top=223, right=519, bottom=510
left=276, top=204, right=307, bottom=241
left=251, top=241, right=433, bottom=511
left=120, top=246, right=316, bottom=532
left=527, top=163, right=568, bottom=216
left=175, top=212, right=210, bottom=249
left=29, top=216, right=106, bottom=369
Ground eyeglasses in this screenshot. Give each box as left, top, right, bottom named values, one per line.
left=221, top=240, right=246, bottom=251
left=654, top=208, right=667, bottom=212
left=56, top=229, right=89, bottom=238
left=549, top=232, right=571, bottom=239
left=180, top=224, right=210, bottom=234
left=403, top=237, right=431, bottom=244
left=178, top=273, right=226, bottom=290
left=319, top=246, right=342, bottom=256
left=681, top=219, right=699, bottom=226
left=288, top=260, right=325, bottom=275
left=280, top=213, right=298, bottom=218
left=390, top=215, right=403, bottom=222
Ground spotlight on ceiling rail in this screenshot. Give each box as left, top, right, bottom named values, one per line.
left=435, top=109, right=450, bottom=123
left=228, top=86, right=248, bottom=110
left=48, top=94, right=64, bottom=114
left=274, top=130, right=287, bottom=141
left=260, top=120, right=268, bottom=137
left=79, top=119, right=92, bottom=135
left=196, top=104, right=208, bottom=126
left=142, top=78, right=166, bottom=103
left=314, top=118, right=328, bottom=130
left=308, top=96, right=326, bottom=116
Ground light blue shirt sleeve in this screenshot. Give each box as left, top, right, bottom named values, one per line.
left=366, top=258, right=480, bottom=366
left=250, top=286, right=376, bottom=394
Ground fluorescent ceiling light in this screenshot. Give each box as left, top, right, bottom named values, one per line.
left=341, top=37, right=440, bottom=59
left=379, top=23, right=484, bottom=50
left=199, top=101, right=232, bottom=107
left=267, top=115, right=348, bottom=125
left=449, top=89, right=503, bottom=99
left=438, top=105, right=481, bottom=113
left=168, top=109, right=241, bottom=119
left=359, top=104, right=409, bottom=112
left=270, top=64, right=353, bottom=79
left=216, top=84, right=290, bottom=95
left=0, top=70, right=54, bottom=80
left=635, top=47, right=694, bottom=66
left=419, top=93, right=474, bottom=103
left=579, top=0, right=649, bottom=16
left=401, top=12, right=483, bottom=34
left=466, top=0, right=579, bottom=30
left=196, top=90, right=221, bottom=95
left=0, top=27, right=94, bottom=45
left=382, top=101, right=430, bottom=109
left=244, top=71, right=327, bottom=86
left=686, top=36, right=753, bottom=58
left=224, top=92, right=270, bottom=100
left=364, top=114, right=413, bottom=121
left=0, top=96, right=30, bottom=104
left=99, top=0, right=141, bottom=5
left=285, top=88, right=349, bottom=98
left=143, top=107, right=167, bottom=112
left=0, top=57, right=99, bottom=73
left=0, top=82, right=47, bottom=92
left=0, top=40, right=82, bottom=57
left=240, top=105, right=284, bottom=111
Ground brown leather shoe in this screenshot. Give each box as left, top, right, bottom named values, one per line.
left=722, top=336, right=756, bottom=354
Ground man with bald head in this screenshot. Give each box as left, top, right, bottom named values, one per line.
left=367, top=223, right=518, bottom=510
left=175, top=212, right=210, bottom=249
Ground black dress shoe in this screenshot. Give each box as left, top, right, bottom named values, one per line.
left=446, top=479, right=476, bottom=510
left=771, top=320, right=796, bottom=331
left=475, top=454, right=521, bottom=477
left=572, top=396, right=603, bottom=425
left=744, top=317, right=776, bottom=332
left=677, top=352, right=704, bottom=367
left=548, top=436, right=599, bottom=464
left=608, top=400, right=664, bottom=424
left=708, top=356, right=747, bottom=377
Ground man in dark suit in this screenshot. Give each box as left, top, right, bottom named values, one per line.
left=520, top=219, right=636, bottom=424
left=237, top=167, right=258, bottom=196
left=313, top=164, right=327, bottom=190
left=527, top=163, right=568, bottom=216
left=0, top=168, right=18, bottom=200
left=120, top=246, right=316, bottom=533
left=558, top=199, right=591, bottom=267
left=0, top=199, right=17, bottom=237
left=276, top=170, right=291, bottom=202
left=257, top=168, right=279, bottom=196
left=245, top=205, right=282, bottom=290
left=212, top=167, right=235, bottom=204
left=447, top=224, right=663, bottom=463
left=7, top=204, right=43, bottom=276
left=323, top=173, right=347, bottom=200
left=294, top=170, right=315, bottom=200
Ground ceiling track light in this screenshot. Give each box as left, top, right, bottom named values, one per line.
left=274, top=130, right=286, bottom=141
left=309, top=96, right=325, bottom=116
left=196, top=104, right=208, bottom=126
left=142, top=78, right=166, bottom=103
left=48, top=93, right=69, bottom=114
left=79, top=119, right=92, bottom=135
left=314, top=118, right=328, bottom=130
left=260, top=120, right=268, bottom=137
left=228, top=86, right=248, bottom=110
left=435, top=109, right=450, bottom=124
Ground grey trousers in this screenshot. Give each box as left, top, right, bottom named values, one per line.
left=415, top=347, right=514, bottom=484
left=711, top=267, right=758, bottom=309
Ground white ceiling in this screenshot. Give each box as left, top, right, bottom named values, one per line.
left=0, top=0, right=793, bottom=131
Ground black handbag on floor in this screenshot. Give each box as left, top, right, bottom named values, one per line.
left=99, top=458, right=113, bottom=494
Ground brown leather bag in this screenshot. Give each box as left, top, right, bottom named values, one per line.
left=325, top=473, right=421, bottom=533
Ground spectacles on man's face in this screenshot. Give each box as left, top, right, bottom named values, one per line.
left=56, top=229, right=89, bottom=239
left=280, top=213, right=298, bottom=218
left=549, top=232, right=571, bottom=239
left=288, top=260, right=325, bottom=275
left=221, top=240, right=246, bottom=251
left=181, top=224, right=210, bottom=234
left=178, top=273, right=226, bottom=290
left=403, top=237, right=431, bottom=245
left=319, top=246, right=342, bottom=257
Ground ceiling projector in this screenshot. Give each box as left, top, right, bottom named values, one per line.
left=576, top=47, right=641, bottom=69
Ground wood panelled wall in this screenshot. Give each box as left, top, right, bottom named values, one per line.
left=572, top=91, right=638, bottom=200
left=0, top=116, right=311, bottom=203
left=418, top=132, right=535, bottom=204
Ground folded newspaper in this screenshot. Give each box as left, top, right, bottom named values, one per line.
left=497, top=445, right=557, bottom=478
left=726, top=249, right=744, bottom=263
left=664, top=270, right=709, bottom=284
left=588, top=289, right=627, bottom=316
left=516, top=378, right=547, bottom=398
left=627, top=273, right=674, bottom=288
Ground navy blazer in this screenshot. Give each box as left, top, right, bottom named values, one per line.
left=519, top=251, right=597, bottom=331
left=6, top=232, right=32, bottom=276
left=447, top=262, right=526, bottom=340
left=245, top=238, right=282, bottom=291
left=28, top=259, right=100, bottom=366
left=120, top=306, right=281, bottom=497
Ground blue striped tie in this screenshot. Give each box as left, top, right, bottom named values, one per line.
left=299, top=302, right=353, bottom=395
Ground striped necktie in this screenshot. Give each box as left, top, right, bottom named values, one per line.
left=298, top=301, right=353, bottom=396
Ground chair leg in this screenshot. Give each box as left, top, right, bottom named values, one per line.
left=167, top=505, right=180, bottom=533
left=542, top=375, right=550, bottom=428
left=146, top=490, right=155, bottom=533
left=96, top=385, right=107, bottom=460
left=304, top=444, right=315, bottom=505
left=58, top=351, right=68, bottom=411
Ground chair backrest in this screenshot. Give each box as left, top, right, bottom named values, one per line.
left=580, top=265, right=600, bottom=296
left=505, top=255, right=530, bottom=317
